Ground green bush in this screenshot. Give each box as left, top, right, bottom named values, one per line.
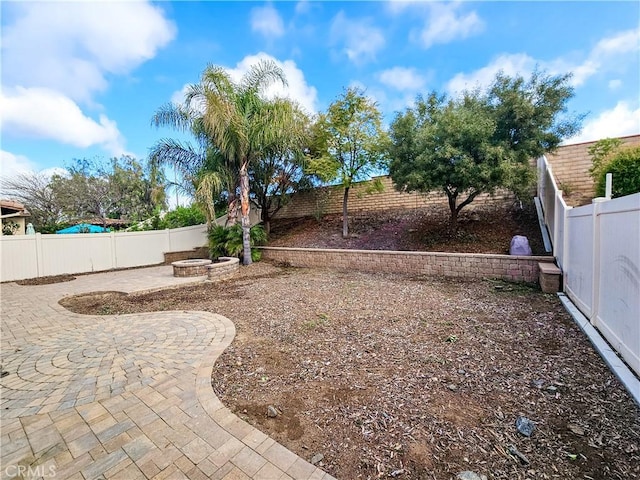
left=595, top=146, right=640, bottom=198
left=161, top=205, right=206, bottom=229
left=208, top=224, right=267, bottom=261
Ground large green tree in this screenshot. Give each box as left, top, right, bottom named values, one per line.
left=250, top=99, right=311, bottom=235
left=388, top=71, right=582, bottom=228
left=308, top=87, right=388, bottom=238
left=51, top=156, right=165, bottom=227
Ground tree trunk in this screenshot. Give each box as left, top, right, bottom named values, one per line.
left=261, top=197, right=271, bottom=236
left=446, top=191, right=458, bottom=233
left=240, top=162, right=252, bottom=266
left=226, top=191, right=237, bottom=227
left=342, top=186, right=350, bottom=238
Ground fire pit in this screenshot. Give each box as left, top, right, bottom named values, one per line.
left=171, top=259, right=212, bottom=277
left=206, top=257, right=240, bottom=282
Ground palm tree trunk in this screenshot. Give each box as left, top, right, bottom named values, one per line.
left=240, top=162, right=252, bottom=265
left=342, top=186, right=350, bottom=238
left=226, top=190, right=237, bottom=226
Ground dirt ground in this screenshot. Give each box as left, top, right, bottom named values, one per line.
left=61, top=263, right=640, bottom=480
left=267, top=202, right=546, bottom=255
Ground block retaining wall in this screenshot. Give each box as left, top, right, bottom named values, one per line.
left=275, top=176, right=514, bottom=219
left=260, top=246, right=555, bottom=283
left=164, top=246, right=209, bottom=264
left=545, top=135, right=640, bottom=205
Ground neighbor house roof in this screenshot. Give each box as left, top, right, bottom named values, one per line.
left=0, top=200, right=31, bottom=219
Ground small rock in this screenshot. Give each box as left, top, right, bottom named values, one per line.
left=546, top=385, right=558, bottom=393
left=530, top=379, right=544, bottom=389
left=516, top=416, right=535, bottom=437
left=267, top=405, right=279, bottom=418
left=508, top=444, right=530, bottom=465
left=310, top=453, right=324, bottom=465
left=457, top=369, right=466, bottom=375
left=390, top=469, right=405, bottom=477
left=456, top=471, right=487, bottom=480
left=567, top=423, right=585, bottom=436
left=447, top=383, right=458, bottom=392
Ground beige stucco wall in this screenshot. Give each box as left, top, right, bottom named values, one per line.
left=1, top=217, right=27, bottom=235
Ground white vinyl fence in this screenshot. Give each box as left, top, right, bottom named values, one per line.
left=0, top=224, right=208, bottom=282
left=538, top=155, right=640, bottom=376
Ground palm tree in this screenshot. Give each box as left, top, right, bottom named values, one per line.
left=187, top=60, right=292, bottom=265
left=150, top=102, right=232, bottom=226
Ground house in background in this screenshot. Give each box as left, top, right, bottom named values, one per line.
left=0, top=200, right=31, bottom=235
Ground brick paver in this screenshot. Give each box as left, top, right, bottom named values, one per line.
left=0, top=266, right=334, bottom=480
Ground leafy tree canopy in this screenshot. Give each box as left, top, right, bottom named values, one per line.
left=388, top=70, right=583, bottom=227
left=51, top=156, right=166, bottom=226
left=308, top=87, right=389, bottom=237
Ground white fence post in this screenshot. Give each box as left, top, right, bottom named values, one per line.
left=590, top=198, right=606, bottom=325
left=110, top=231, right=117, bottom=269
left=35, top=233, right=44, bottom=277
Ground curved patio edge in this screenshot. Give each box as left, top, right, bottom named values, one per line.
left=0, top=265, right=335, bottom=480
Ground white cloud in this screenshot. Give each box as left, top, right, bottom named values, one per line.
left=170, top=53, right=319, bottom=115
left=609, top=79, right=622, bottom=90
left=446, top=53, right=535, bottom=94
left=1, top=87, right=126, bottom=154
left=250, top=3, right=285, bottom=39
left=0, top=1, right=174, bottom=161
left=0, top=150, right=37, bottom=182
left=2, top=2, right=176, bottom=103
left=417, top=2, right=484, bottom=49
left=570, top=28, right=639, bottom=86
left=295, top=1, right=311, bottom=15
left=567, top=102, right=640, bottom=144
left=227, top=53, right=320, bottom=114
left=446, top=28, right=640, bottom=95
left=329, top=12, right=385, bottom=65
left=378, top=67, right=426, bottom=92
left=0, top=151, right=68, bottom=187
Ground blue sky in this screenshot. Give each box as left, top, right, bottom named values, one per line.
left=2, top=1, right=639, bottom=201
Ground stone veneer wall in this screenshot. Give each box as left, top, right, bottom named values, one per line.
left=260, top=246, right=554, bottom=283
left=545, top=134, right=640, bottom=205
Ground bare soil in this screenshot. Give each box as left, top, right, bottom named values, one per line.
left=61, top=263, right=640, bottom=480
left=267, top=202, right=546, bottom=255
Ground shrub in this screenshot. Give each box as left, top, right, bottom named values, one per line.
left=595, top=146, right=640, bottom=198
left=208, top=224, right=266, bottom=261
left=160, top=205, right=206, bottom=229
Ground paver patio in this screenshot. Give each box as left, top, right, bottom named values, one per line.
left=0, top=266, right=334, bottom=480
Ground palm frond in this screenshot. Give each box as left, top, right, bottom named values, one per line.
left=240, top=59, right=287, bottom=94
left=194, top=171, right=224, bottom=225
left=151, top=102, right=196, bottom=132
left=148, top=138, right=204, bottom=177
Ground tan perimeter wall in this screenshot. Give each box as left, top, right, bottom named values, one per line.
left=276, top=134, right=640, bottom=217
left=276, top=176, right=513, bottom=219
left=545, top=134, right=640, bottom=205
left=261, top=246, right=555, bottom=283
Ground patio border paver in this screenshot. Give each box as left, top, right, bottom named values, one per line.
left=0, top=266, right=335, bottom=480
